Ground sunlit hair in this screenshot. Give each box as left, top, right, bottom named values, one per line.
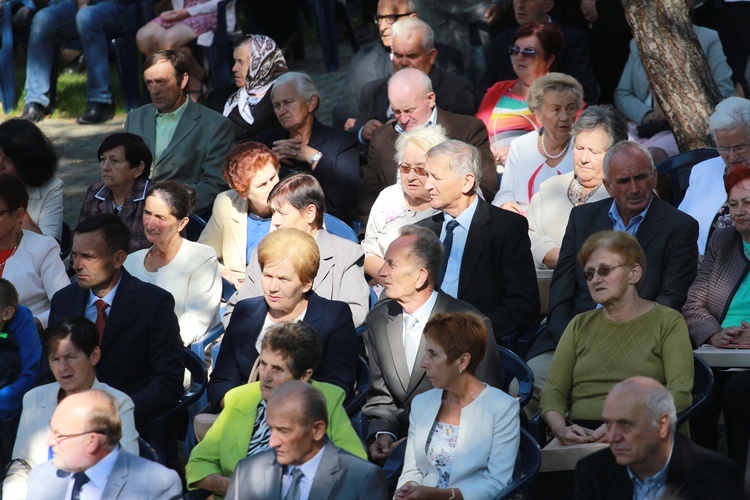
left=257, top=228, right=320, bottom=286
left=724, top=165, right=750, bottom=195
left=261, top=321, right=323, bottom=378
left=394, top=124, right=448, bottom=164
left=709, top=96, right=750, bottom=139
left=83, top=390, right=123, bottom=450
left=268, top=174, right=325, bottom=229
left=578, top=230, right=647, bottom=288
left=269, top=380, right=328, bottom=429
left=271, top=72, right=320, bottom=111
left=571, top=105, right=628, bottom=150
left=527, top=72, right=583, bottom=114
left=426, top=140, right=482, bottom=191
left=423, top=312, right=486, bottom=375
left=511, top=22, right=563, bottom=71
left=391, top=16, right=434, bottom=51
left=147, top=181, right=196, bottom=220
left=397, top=225, right=443, bottom=287
left=602, top=140, right=655, bottom=181
left=223, top=141, right=280, bottom=195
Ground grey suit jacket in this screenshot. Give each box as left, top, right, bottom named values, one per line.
left=529, top=195, right=699, bottom=359
left=225, top=439, right=387, bottom=500
left=223, top=228, right=370, bottom=327
left=362, top=291, right=504, bottom=439
left=27, top=449, right=183, bottom=499
left=124, top=99, right=234, bottom=213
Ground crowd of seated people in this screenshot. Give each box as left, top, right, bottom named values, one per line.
left=5, top=0, right=750, bottom=496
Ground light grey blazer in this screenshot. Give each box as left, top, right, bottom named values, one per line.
left=26, top=450, right=183, bottom=499
left=223, top=228, right=369, bottom=327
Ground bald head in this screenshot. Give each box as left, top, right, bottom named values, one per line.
left=387, top=69, right=436, bottom=131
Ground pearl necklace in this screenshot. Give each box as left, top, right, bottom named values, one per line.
left=540, top=129, right=570, bottom=160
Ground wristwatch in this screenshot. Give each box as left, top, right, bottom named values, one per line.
left=310, top=151, right=323, bottom=166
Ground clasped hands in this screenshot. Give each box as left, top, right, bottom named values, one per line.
left=709, top=322, right=750, bottom=348
left=554, top=422, right=607, bottom=446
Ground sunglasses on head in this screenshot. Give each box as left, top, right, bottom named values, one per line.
left=582, top=264, right=627, bottom=281
left=508, top=45, right=541, bottom=57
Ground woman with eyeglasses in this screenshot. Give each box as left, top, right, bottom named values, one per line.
left=362, top=125, right=444, bottom=285
left=491, top=72, right=583, bottom=215
left=476, top=22, right=563, bottom=168
left=3, top=317, right=138, bottom=498
left=679, top=97, right=750, bottom=255
left=683, top=167, right=750, bottom=470
left=540, top=230, right=693, bottom=445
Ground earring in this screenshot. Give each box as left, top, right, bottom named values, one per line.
left=458, top=369, right=463, bottom=375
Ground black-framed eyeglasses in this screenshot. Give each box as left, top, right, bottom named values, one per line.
left=49, top=424, right=107, bottom=443
left=508, top=45, right=541, bottom=58
left=398, top=163, right=427, bottom=176
left=582, top=264, right=627, bottom=281
left=716, top=143, right=748, bottom=155
left=373, top=12, right=414, bottom=25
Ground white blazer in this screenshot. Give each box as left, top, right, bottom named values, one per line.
left=397, top=385, right=520, bottom=500
left=678, top=155, right=726, bottom=255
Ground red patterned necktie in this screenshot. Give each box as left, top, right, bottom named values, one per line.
left=94, top=300, right=108, bottom=342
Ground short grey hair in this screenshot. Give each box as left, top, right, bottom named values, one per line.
left=602, top=140, right=655, bottom=181
left=709, top=96, right=750, bottom=140
left=394, top=125, right=448, bottom=164
left=398, top=225, right=443, bottom=287
left=271, top=71, right=319, bottom=104
left=643, top=383, right=677, bottom=434
left=571, top=105, right=629, bottom=150
left=527, top=73, right=584, bottom=114
left=426, top=140, right=483, bottom=191
left=391, top=17, right=434, bottom=51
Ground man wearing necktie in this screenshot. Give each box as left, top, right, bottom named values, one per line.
left=363, top=225, right=503, bottom=464
left=225, top=381, right=387, bottom=499
left=418, top=139, right=539, bottom=341
left=26, top=390, right=182, bottom=499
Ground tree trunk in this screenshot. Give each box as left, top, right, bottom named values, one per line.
left=621, top=0, right=722, bottom=151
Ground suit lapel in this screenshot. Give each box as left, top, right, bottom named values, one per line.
left=420, top=213, right=444, bottom=238
left=240, top=298, right=270, bottom=361
left=268, top=454, right=284, bottom=498
left=315, top=231, right=335, bottom=292
left=303, top=293, right=325, bottom=331
left=634, top=196, right=664, bottom=250
left=385, top=300, right=410, bottom=394
left=307, top=120, right=326, bottom=150
left=229, top=194, right=248, bottom=264
left=101, top=270, right=138, bottom=354
left=156, top=100, right=199, bottom=166
left=308, top=440, right=340, bottom=499
left=458, top=199, right=491, bottom=297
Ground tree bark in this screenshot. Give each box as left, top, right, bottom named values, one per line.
left=621, top=0, right=722, bottom=151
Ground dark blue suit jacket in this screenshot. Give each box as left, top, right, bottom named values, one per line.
left=208, top=292, right=358, bottom=407
left=45, top=269, right=184, bottom=422
left=418, top=198, right=540, bottom=341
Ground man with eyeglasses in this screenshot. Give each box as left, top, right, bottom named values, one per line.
left=362, top=225, right=502, bottom=464
left=478, top=0, right=598, bottom=104
left=525, top=140, right=698, bottom=416
left=27, top=390, right=182, bottom=499
left=679, top=96, right=750, bottom=254
left=357, top=68, right=497, bottom=219
left=332, top=0, right=465, bottom=129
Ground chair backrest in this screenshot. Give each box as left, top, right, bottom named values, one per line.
left=344, top=357, right=370, bottom=417
left=59, top=221, right=73, bottom=261
left=655, top=148, right=719, bottom=206
left=383, top=438, right=407, bottom=491
left=497, top=346, right=535, bottom=409
left=497, top=428, right=542, bottom=499
left=185, top=213, right=207, bottom=242
left=324, top=214, right=358, bottom=243
left=138, top=437, right=159, bottom=462
left=221, top=277, right=236, bottom=303
left=677, top=353, right=714, bottom=426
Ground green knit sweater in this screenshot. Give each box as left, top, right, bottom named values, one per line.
left=540, top=303, right=694, bottom=422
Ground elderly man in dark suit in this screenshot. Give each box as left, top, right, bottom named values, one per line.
left=353, top=17, right=475, bottom=143
left=124, top=50, right=234, bottom=215
left=418, top=140, right=539, bottom=340
left=27, top=390, right=183, bottom=500
left=363, top=225, right=503, bottom=463
left=525, top=141, right=699, bottom=416
left=478, top=0, right=599, bottom=104
left=226, top=381, right=387, bottom=500
left=358, top=68, right=497, bottom=217
left=44, top=214, right=184, bottom=435
left=574, top=376, right=744, bottom=499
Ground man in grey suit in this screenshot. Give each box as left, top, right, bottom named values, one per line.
left=363, top=225, right=503, bottom=463
left=27, top=390, right=182, bottom=500
left=226, top=381, right=386, bottom=500
left=125, top=50, right=234, bottom=214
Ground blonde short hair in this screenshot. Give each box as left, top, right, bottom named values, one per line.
left=527, top=72, right=584, bottom=114
left=257, top=228, right=320, bottom=285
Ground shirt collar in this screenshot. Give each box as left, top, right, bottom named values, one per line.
left=288, top=442, right=326, bottom=482
left=83, top=446, right=120, bottom=490
left=408, top=290, right=439, bottom=326
left=155, top=96, right=189, bottom=120
left=393, top=106, right=438, bottom=134
left=86, top=274, right=122, bottom=309
left=94, top=179, right=150, bottom=203
left=445, top=195, right=479, bottom=229
left=626, top=438, right=674, bottom=492
left=608, top=194, right=654, bottom=228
